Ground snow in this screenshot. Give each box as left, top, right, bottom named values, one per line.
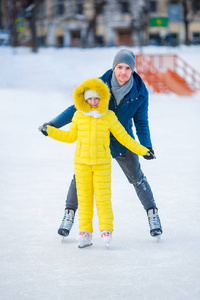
left=0, top=45, right=200, bottom=300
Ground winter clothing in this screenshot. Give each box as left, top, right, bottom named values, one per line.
left=73, top=77, right=110, bottom=114
left=101, top=230, right=112, bottom=247
left=77, top=231, right=93, bottom=248
left=47, top=77, right=148, bottom=165
left=111, top=72, right=133, bottom=105
left=50, top=70, right=152, bottom=158
left=58, top=209, right=75, bottom=237
left=45, top=77, right=149, bottom=234
left=65, top=175, right=78, bottom=212
left=84, top=89, right=100, bottom=100
left=112, top=49, right=135, bottom=71
left=46, top=50, right=161, bottom=237
left=39, top=125, right=48, bottom=136
left=74, top=162, right=112, bottom=232
left=147, top=208, right=162, bottom=236
left=46, top=110, right=148, bottom=165
left=143, top=148, right=156, bottom=160
left=49, top=68, right=156, bottom=216
left=63, top=149, right=157, bottom=213
left=114, top=150, right=156, bottom=210
left=101, top=69, right=152, bottom=157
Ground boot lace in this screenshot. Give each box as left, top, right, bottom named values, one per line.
left=148, top=212, right=161, bottom=230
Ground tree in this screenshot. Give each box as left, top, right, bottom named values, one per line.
left=181, top=0, right=200, bottom=45
left=82, top=0, right=107, bottom=47
left=3, top=0, right=19, bottom=47
left=2, top=0, right=40, bottom=52
left=129, top=0, right=149, bottom=48
left=182, top=0, right=191, bottom=45
left=24, top=0, right=39, bottom=52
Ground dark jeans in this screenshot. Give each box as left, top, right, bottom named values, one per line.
left=65, top=150, right=156, bottom=212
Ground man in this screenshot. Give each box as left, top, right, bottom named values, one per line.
left=42, top=49, right=162, bottom=238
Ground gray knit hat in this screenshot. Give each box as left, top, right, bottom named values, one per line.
left=112, top=49, right=135, bottom=71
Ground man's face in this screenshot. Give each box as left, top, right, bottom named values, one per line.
left=113, top=62, right=133, bottom=86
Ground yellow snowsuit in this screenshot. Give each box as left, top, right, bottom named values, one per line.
left=46, top=78, right=149, bottom=233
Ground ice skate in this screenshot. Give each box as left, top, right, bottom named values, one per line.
left=147, top=208, right=162, bottom=239
left=101, top=230, right=112, bottom=249
left=77, top=231, right=92, bottom=248
left=58, top=209, right=75, bottom=237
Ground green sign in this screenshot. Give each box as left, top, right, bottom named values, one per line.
left=150, top=17, right=168, bottom=27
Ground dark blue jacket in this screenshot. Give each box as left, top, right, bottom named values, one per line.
left=51, top=69, right=152, bottom=158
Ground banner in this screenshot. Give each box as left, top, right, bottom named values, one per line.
left=149, top=17, right=168, bottom=27
left=16, top=9, right=26, bottom=32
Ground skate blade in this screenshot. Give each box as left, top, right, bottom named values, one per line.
left=153, top=235, right=161, bottom=242
left=78, top=243, right=93, bottom=249
left=106, top=243, right=110, bottom=249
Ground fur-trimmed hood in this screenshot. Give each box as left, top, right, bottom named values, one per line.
left=73, top=77, right=110, bottom=115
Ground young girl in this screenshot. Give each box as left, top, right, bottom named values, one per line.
left=39, top=77, right=150, bottom=248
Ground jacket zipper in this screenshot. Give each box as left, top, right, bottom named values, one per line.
left=112, top=94, right=131, bottom=109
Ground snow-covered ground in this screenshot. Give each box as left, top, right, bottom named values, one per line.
left=0, top=45, right=200, bottom=300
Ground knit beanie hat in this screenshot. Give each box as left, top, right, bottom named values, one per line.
left=112, top=49, right=135, bottom=71
left=84, top=89, right=100, bottom=100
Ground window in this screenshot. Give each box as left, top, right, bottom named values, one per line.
left=94, top=1, right=104, bottom=14
left=149, top=33, right=161, bottom=45
left=149, top=0, right=157, bottom=13
left=57, top=36, right=64, bottom=47
left=37, top=36, right=46, bottom=46
left=192, top=32, right=200, bottom=44
left=57, top=0, right=65, bottom=15
left=38, top=0, right=46, bottom=18
left=165, top=33, right=179, bottom=46
left=192, top=0, right=200, bottom=12
left=118, top=0, right=129, bottom=13
left=76, top=0, right=83, bottom=14
left=169, top=0, right=180, bottom=3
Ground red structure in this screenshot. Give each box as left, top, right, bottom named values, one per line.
left=135, top=54, right=200, bottom=96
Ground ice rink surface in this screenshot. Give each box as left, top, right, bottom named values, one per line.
left=0, top=46, right=200, bottom=300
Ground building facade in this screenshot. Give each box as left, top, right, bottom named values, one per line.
left=1, top=0, right=200, bottom=47
left=37, top=0, right=200, bottom=47
left=148, top=0, right=200, bottom=46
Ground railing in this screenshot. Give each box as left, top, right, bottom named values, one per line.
left=174, top=55, right=200, bottom=91
left=136, top=54, right=176, bottom=73
left=136, top=54, right=200, bottom=91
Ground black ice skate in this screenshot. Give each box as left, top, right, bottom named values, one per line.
left=147, top=208, right=162, bottom=238
left=58, top=209, right=75, bottom=237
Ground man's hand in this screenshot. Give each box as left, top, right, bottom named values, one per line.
left=38, top=125, right=48, bottom=136
left=144, top=149, right=156, bottom=160
left=38, top=122, right=54, bottom=136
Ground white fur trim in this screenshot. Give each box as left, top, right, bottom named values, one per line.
left=81, top=110, right=103, bottom=118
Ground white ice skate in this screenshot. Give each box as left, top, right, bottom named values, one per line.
left=101, top=230, right=112, bottom=249
left=77, top=231, right=92, bottom=248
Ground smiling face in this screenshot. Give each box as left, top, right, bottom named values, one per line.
left=113, top=62, right=133, bottom=86
left=86, top=97, right=100, bottom=109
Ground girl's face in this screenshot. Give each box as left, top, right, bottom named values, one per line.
left=113, top=62, right=132, bottom=86
left=86, top=97, right=100, bottom=109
